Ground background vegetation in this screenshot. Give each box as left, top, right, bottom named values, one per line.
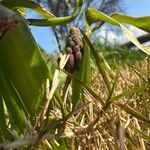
left=0, top=0, right=150, bottom=149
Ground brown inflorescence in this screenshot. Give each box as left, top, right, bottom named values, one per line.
left=65, top=26, right=84, bottom=72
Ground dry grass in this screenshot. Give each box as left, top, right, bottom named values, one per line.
left=1, top=58, right=149, bottom=150
left=85, top=58, right=150, bottom=150
left=53, top=58, right=150, bottom=150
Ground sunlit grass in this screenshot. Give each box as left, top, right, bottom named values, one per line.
left=37, top=54, right=149, bottom=150
left=1, top=1, right=150, bottom=149
left=57, top=58, right=150, bottom=149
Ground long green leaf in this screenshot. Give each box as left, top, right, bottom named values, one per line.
left=0, top=68, right=26, bottom=133
left=111, top=84, right=149, bottom=102
left=81, top=43, right=91, bottom=84
left=0, top=5, right=49, bottom=115
left=1, top=0, right=55, bottom=18
left=49, top=138, right=69, bottom=150
left=72, top=71, right=83, bottom=109
left=131, top=126, right=150, bottom=142
left=0, top=94, right=13, bottom=142
left=71, top=31, right=91, bottom=109
left=80, top=29, right=111, bottom=92
left=117, top=103, right=150, bottom=124
left=112, top=13, right=150, bottom=33
left=64, top=70, right=104, bottom=105
left=85, top=8, right=150, bottom=55
left=2, top=0, right=84, bottom=27
left=72, top=48, right=91, bottom=109
left=28, top=0, right=84, bottom=26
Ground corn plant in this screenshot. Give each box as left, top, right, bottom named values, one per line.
left=0, top=0, right=150, bottom=149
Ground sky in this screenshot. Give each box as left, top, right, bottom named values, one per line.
left=124, top=0, right=150, bottom=16
left=27, top=0, right=150, bottom=52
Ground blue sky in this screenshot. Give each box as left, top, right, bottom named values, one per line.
left=27, top=0, right=150, bottom=52
left=124, top=0, right=150, bottom=16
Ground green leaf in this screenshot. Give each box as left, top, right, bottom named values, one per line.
left=111, top=84, right=150, bottom=103
left=85, top=7, right=150, bottom=55
left=1, top=0, right=84, bottom=27
left=28, top=0, right=84, bottom=26
left=0, top=94, right=13, bottom=141
left=1, top=0, right=84, bottom=26
left=85, top=7, right=119, bottom=26
left=0, top=5, right=49, bottom=115
left=81, top=43, right=91, bottom=84
left=49, top=138, right=69, bottom=150
left=1, top=0, right=55, bottom=18
left=117, top=103, right=150, bottom=124
left=80, top=29, right=111, bottom=92
left=0, top=68, right=26, bottom=133
left=120, top=24, right=150, bottom=55
left=72, top=49, right=91, bottom=109
left=72, top=71, right=83, bottom=109
left=64, top=71, right=104, bottom=105
left=112, top=13, right=150, bottom=33
left=131, top=126, right=150, bottom=142
left=71, top=31, right=91, bottom=109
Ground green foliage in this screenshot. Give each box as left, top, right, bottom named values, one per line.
left=0, top=0, right=150, bottom=149
left=93, top=40, right=147, bottom=68
left=85, top=7, right=150, bottom=55
left=112, top=13, right=150, bottom=33
left=0, top=5, right=49, bottom=116
left=1, top=0, right=55, bottom=18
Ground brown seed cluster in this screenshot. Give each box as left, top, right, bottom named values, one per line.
left=65, top=26, right=84, bottom=72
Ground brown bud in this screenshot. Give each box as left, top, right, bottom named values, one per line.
left=64, top=26, right=84, bottom=72
left=66, top=47, right=72, bottom=54
left=73, top=45, right=80, bottom=52
left=74, top=51, right=82, bottom=63
left=70, top=26, right=80, bottom=36
left=65, top=54, right=75, bottom=71
left=74, top=38, right=81, bottom=45
left=70, top=41, right=76, bottom=47
left=68, top=37, right=73, bottom=43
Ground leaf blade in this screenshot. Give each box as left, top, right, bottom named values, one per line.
left=85, top=7, right=150, bottom=55
left=0, top=5, right=49, bottom=115
left=112, top=13, right=150, bottom=33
